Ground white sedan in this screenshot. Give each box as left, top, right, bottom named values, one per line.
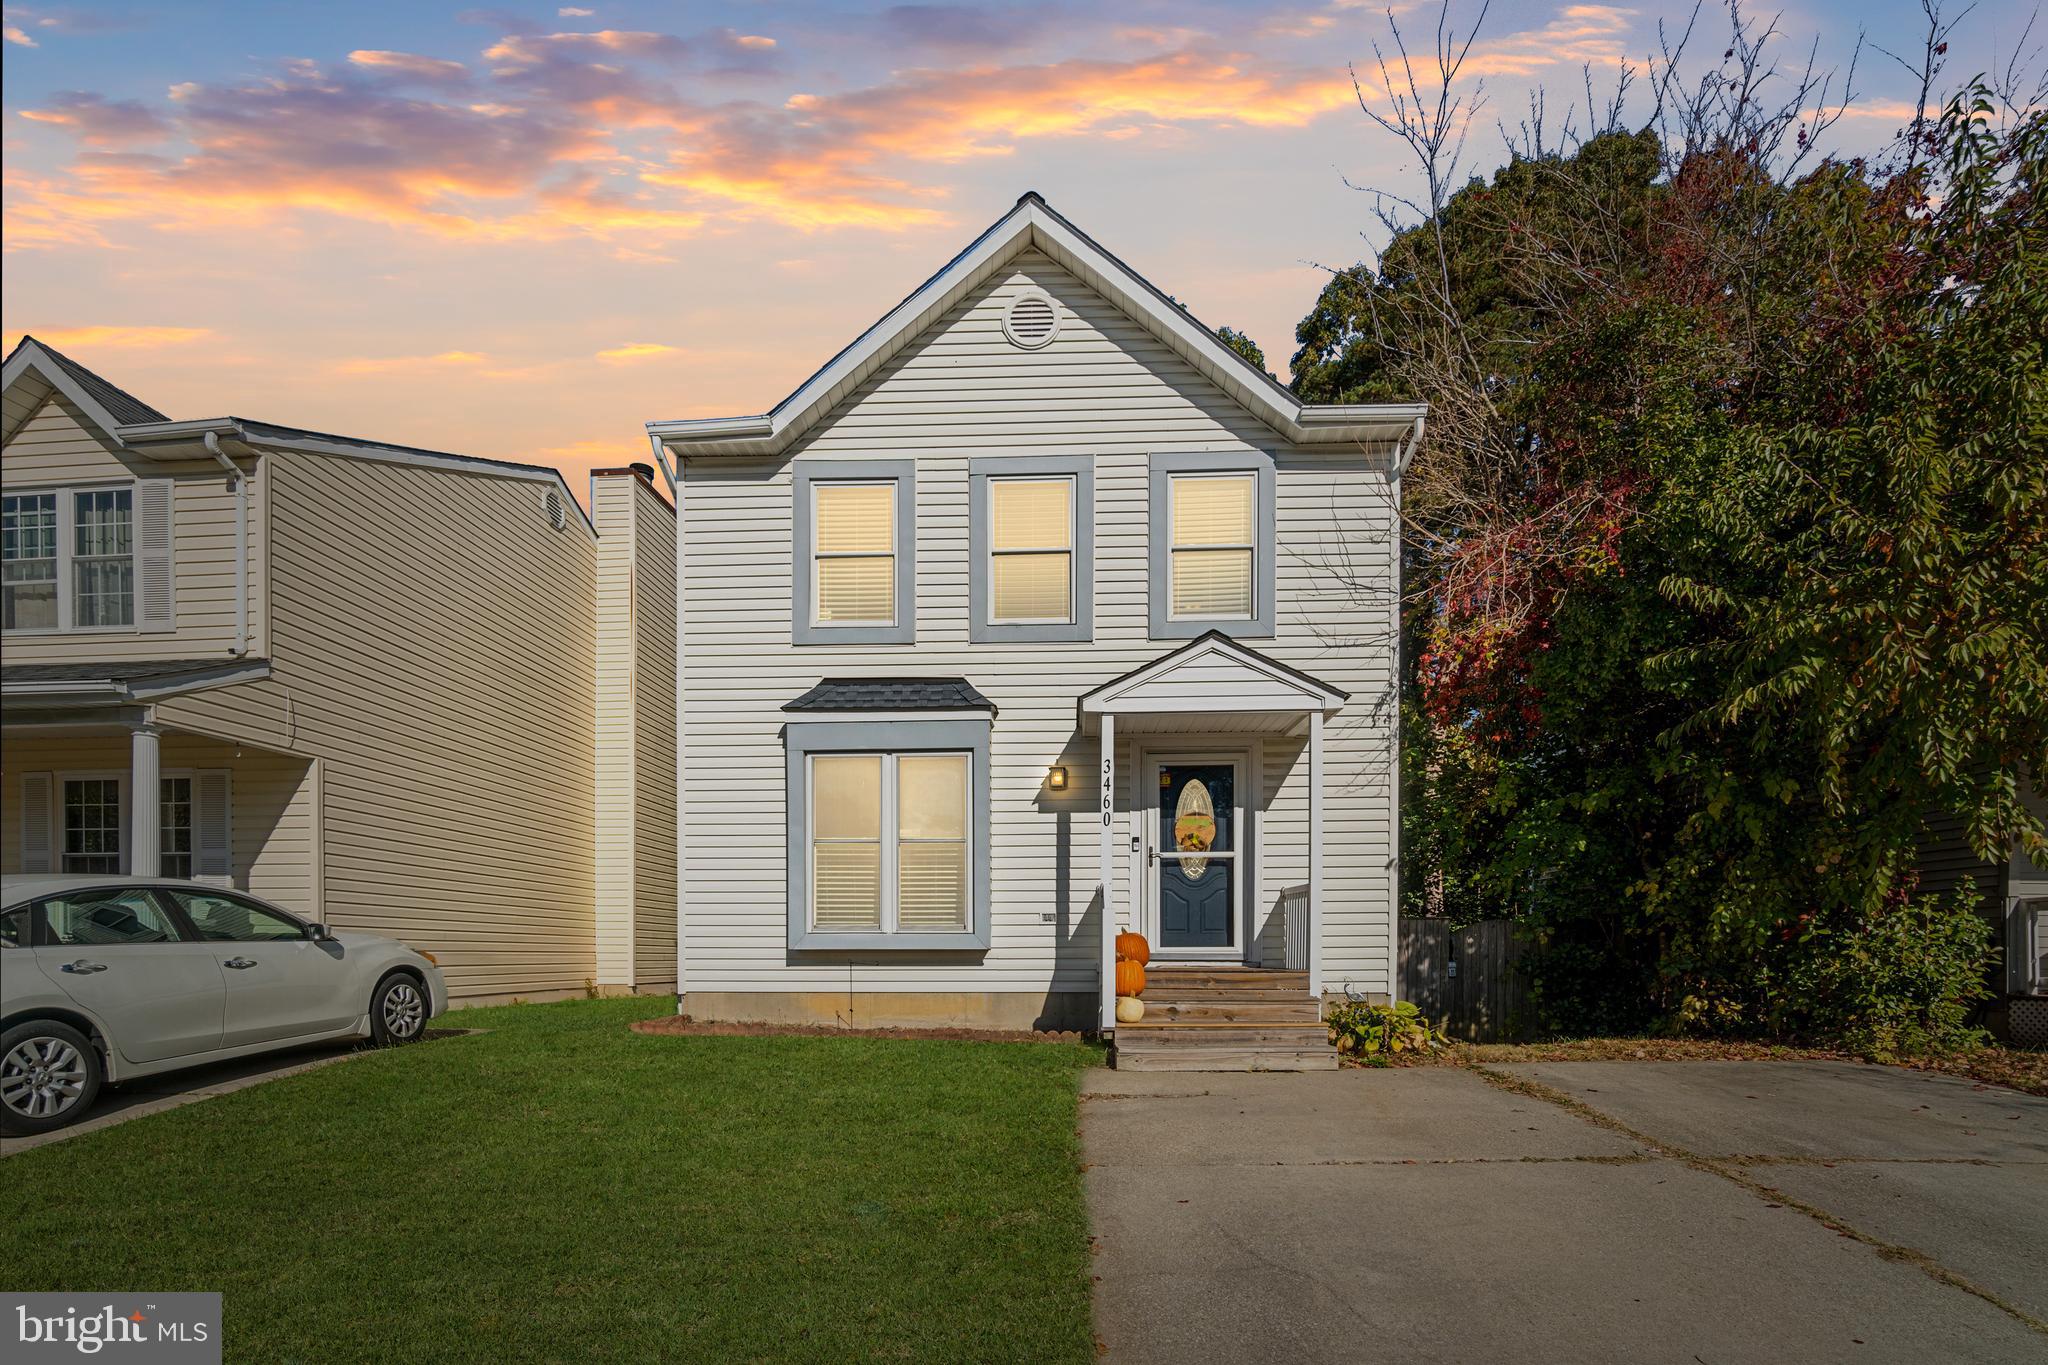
left=1, top=875, right=446, bottom=1136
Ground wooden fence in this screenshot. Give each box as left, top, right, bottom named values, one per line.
left=1398, top=918, right=1530, bottom=1043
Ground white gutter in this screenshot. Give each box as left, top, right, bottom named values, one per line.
left=649, top=433, right=687, bottom=1013
left=203, top=431, right=250, bottom=656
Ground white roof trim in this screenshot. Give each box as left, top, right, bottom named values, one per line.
left=2, top=341, right=141, bottom=444
left=1, top=660, right=272, bottom=708
left=1077, top=633, right=1346, bottom=734
left=648, top=193, right=1427, bottom=457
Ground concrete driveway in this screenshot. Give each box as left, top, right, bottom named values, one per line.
left=1081, top=1060, right=2047, bottom=1364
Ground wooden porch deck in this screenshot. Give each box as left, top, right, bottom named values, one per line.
left=1112, top=967, right=1337, bottom=1071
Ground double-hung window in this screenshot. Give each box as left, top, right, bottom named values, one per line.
left=793, top=461, right=915, bottom=644
left=2, top=483, right=168, bottom=633
left=1148, top=452, right=1275, bottom=638
left=969, top=455, right=1094, bottom=642
left=33, top=771, right=227, bottom=878
left=1, top=492, right=59, bottom=629
left=786, top=719, right=991, bottom=949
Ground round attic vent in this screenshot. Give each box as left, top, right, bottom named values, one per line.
left=544, top=488, right=569, bottom=532
left=1003, top=288, right=1060, bottom=349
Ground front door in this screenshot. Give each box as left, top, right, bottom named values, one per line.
left=1152, top=759, right=1239, bottom=953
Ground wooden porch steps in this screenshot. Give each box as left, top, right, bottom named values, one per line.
left=1114, top=968, right=1336, bottom=1072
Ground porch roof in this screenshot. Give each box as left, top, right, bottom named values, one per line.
left=1076, top=632, right=1346, bottom=735
left=1, top=657, right=271, bottom=707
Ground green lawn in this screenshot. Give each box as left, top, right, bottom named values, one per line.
left=2, top=997, right=1104, bottom=1363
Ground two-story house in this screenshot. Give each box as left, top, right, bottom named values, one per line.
left=651, top=194, right=1424, bottom=1066
left=1, top=338, right=676, bottom=1004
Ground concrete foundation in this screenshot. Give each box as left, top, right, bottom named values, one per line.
left=678, top=989, right=1094, bottom=1032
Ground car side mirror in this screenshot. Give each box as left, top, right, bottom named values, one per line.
left=305, top=922, right=333, bottom=941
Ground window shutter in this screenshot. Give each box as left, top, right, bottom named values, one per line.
left=136, top=478, right=175, bottom=630
left=20, top=772, right=54, bottom=873
left=193, top=769, right=232, bottom=882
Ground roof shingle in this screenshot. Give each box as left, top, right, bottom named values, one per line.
left=783, top=678, right=996, bottom=715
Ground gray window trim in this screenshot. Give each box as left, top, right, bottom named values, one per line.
left=968, top=455, right=1094, bottom=643
left=785, top=718, right=992, bottom=951
left=791, top=460, right=916, bottom=646
left=1148, top=450, right=1276, bottom=639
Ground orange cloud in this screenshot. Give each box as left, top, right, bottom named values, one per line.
left=595, top=342, right=680, bottom=362
left=2, top=324, right=212, bottom=351
left=348, top=50, right=471, bottom=85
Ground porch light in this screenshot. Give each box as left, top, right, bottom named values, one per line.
left=1047, top=766, right=1068, bottom=791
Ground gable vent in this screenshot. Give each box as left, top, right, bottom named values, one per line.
left=544, top=487, right=569, bottom=532
left=1003, top=288, right=1060, bottom=350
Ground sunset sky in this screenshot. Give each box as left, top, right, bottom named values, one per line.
left=2, top=0, right=2031, bottom=490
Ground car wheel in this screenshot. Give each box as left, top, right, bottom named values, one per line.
left=0, top=1020, right=103, bottom=1136
left=369, top=973, right=428, bottom=1046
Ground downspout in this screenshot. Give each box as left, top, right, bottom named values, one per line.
left=203, top=431, right=249, bottom=657
left=1390, top=414, right=1426, bottom=485
left=648, top=433, right=685, bottom=1012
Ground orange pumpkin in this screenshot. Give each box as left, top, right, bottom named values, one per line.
left=1115, top=959, right=1146, bottom=997
left=1115, top=931, right=1151, bottom=966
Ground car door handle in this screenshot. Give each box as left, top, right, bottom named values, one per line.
left=61, top=960, right=107, bottom=974
left=224, top=957, right=258, bottom=970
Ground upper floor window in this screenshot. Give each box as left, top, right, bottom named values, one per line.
left=2, top=482, right=171, bottom=634
left=814, top=482, right=896, bottom=625
left=792, top=461, right=915, bottom=646
left=968, top=455, right=1095, bottom=643
left=1148, top=452, right=1275, bottom=639
left=2, top=492, right=59, bottom=629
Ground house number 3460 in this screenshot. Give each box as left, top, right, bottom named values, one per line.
left=1100, top=755, right=1113, bottom=827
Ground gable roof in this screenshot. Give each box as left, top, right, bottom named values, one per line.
left=1077, top=630, right=1347, bottom=732
left=647, top=192, right=1427, bottom=458
left=2, top=335, right=596, bottom=537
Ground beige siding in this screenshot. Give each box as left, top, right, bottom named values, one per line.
left=168, top=451, right=600, bottom=1001
left=592, top=475, right=637, bottom=984
left=0, top=393, right=266, bottom=660
left=631, top=478, right=679, bottom=991
left=1, top=733, right=313, bottom=905
left=678, top=248, right=1398, bottom=1004
left=591, top=471, right=679, bottom=992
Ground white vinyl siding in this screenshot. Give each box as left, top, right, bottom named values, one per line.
left=680, top=248, right=1398, bottom=1002
left=988, top=477, right=1073, bottom=622
left=812, top=481, right=897, bottom=623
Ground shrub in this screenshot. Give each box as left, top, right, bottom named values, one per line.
left=1753, top=887, right=1993, bottom=1061
left=1325, top=1000, right=1450, bottom=1065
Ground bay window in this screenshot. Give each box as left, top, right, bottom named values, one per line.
left=785, top=718, right=990, bottom=949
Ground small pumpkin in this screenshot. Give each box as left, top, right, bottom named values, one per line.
left=1114, top=959, right=1146, bottom=997
left=1114, top=931, right=1151, bottom=966
left=1115, top=995, right=1145, bottom=1024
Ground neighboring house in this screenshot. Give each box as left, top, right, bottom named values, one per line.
left=651, top=193, right=1424, bottom=1051
left=1916, top=771, right=2048, bottom=1046
left=1, top=338, right=675, bottom=1004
